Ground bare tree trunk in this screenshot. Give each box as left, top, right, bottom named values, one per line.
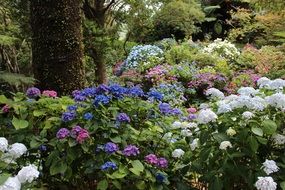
left=30, top=0, right=85, bottom=95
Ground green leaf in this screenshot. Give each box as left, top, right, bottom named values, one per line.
left=131, top=160, right=144, bottom=172
left=200, top=147, right=211, bottom=161
left=0, top=173, right=11, bottom=186
left=107, top=171, right=127, bottom=179
left=97, top=179, right=108, bottom=190
left=110, top=136, right=122, bottom=143
left=262, top=120, right=277, bottom=135
left=251, top=127, right=263, bottom=137
left=12, top=117, right=29, bottom=130
left=280, top=181, right=285, bottom=190
left=50, top=161, right=67, bottom=175
left=213, top=133, right=228, bottom=143
left=136, top=181, right=146, bottom=190
left=0, top=95, right=8, bottom=104
left=256, top=136, right=268, bottom=145
left=33, top=110, right=46, bottom=117
left=248, top=136, right=259, bottom=153
left=130, top=168, right=141, bottom=176
left=112, top=180, right=122, bottom=189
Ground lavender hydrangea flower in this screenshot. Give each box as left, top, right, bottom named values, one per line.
left=156, top=157, right=168, bottom=168
left=70, top=125, right=82, bottom=138
left=159, top=103, right=172, bottom=115
left=171, top=108, right=182, bottom=115
left=56, top=128, right=70, bottom=139
left=96, top=84, right=110, bottom=94
left=101, top=161, right=117, bottom=171
left=74, top=95, right=86, bottom=102
left=123, top=145, right=140, bottom=156
left=116, top=113, right=130, bottom=123
left=104, top=142, right=119, bottom=154
left=61, top=112, right=76, bottom=122
left=26, top=87, right=41, bottom=99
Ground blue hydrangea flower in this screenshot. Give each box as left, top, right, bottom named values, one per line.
left=148, top=90, right=164, bottom=101
left=101, top=161, right=117, bottom=171
left=39, top=144, right=47, bottom=152
left=61, top=112, right=76, bottom=122
left=109, top=84, right=127, bottom=99
left=94, top=95, right=111, bottom=107
left=67, top=105, right=77, bottom=112
left=83, top=112, right=93, bottom=120
left=128, top=86, right=144, bottom=97
left=104, top=142, right=119, bottom=154
left=26, top=87, right=41, bottom=99
left=81, top=87, right=97, bottom=97
left=171, top=108, right=182, bottom=115
left=156, top=173, right=165, bottom=183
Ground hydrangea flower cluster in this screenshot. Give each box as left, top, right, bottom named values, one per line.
left=255, top=177, right=277, bottom=190
left=116, top=113, right=130, bottom=123
left=205, top=88, right=225, bottom=100
left=150, top=83, right=186, bottom=106
left=57, top=126, right=89, bottom=144
left=101, top=161, right=117, bottom=171
left=196, top=109, right=218, bottom=124
left=145, top=64, right=177, bottom=84
left=261, top=159, right=279, bottom=175
left=171, top=149, right=185, bottom=158
left=202, top=38, right=240, bottom=60
left=159, top=103, right=182, bottom=116
left=122, top=45, right=164, bottom=71
left=104, top=142, right=119, bottom=154
left=144, top=154, right=168, bottom=168
left=26, top=87, right=41, bottom=99
left=42, top=90, right=57, bottom=97
left=123, top=145, right=140, bottom=156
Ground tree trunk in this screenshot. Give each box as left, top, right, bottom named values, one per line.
left=30, top=0, right=85, bottom=95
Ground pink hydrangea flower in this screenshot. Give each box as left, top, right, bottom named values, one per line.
left=187, top=107, right=197, bottom=113
left=42, top=90, right=57, bottom=97
left=145, top=154, right=158, bottom=165
left=76, top=129, right=90, bottom=144
left=1, top=105, right=10, bottom=113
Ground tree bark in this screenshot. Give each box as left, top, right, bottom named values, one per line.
left=30, top=0, right=85, bottom=95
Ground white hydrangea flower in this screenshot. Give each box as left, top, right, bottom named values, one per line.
left=8, top=143, right=27, bottom=159
left=217, top=103, right=232, bottom=114
left=226, top=127, right=236, bottom=136
left=172, top=149, right=185, bottom=158
left=205, top=88, right=225, bottom=100
left=181, top=122, right=197, bottom=129
left=172, top=121, right=182, bottom=129
left=272, top=134, right=285, bottom=145
left=17, top=164, right=40, bottom=183
left=269, top=79, right=285, bottom=90
left=197, top=109, right=218, bottom=124
left=0, top=177, right=21, bottom=190
left=255, top=176, right=277, bottom=190
left=0, top=137, right=8, bottom=152
left=257, top=77, right=271, bottom=88
left=237, top=87, right=259, bottom=97
left=219, top=141, right=232, bottom=150
left=224, top=94, right=239, bottom=101
left=181, top=129, right=192, bottom=137
left=199, top=103, right=210, bottom=109
left=190, top=138, right=199, bottom=151
left=265, top=93, right=285, bottom=109
left=261, top=160, right=279, bottom=175
left=242, top=111, right=254, bottom=119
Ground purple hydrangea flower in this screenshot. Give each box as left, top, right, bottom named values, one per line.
left=76, top=129, right=90, bottom=144
left=56, top=128, right=70, bottom=139
left=104, top=142, right=119, bottom=154
left=83, top=112, right=93, bottom=120
left=39, top=144, right=47, bottom=152
left=188, top=114, right=197, bottom=120
left=159, top=103, right=172, bottom=115
left=123, top=145, right=140, bottom=156
left=81, top=87, right=97, bottom=97
left=61, top=112, right=76, bottom=122
left=70, top=125, right=82, bottom=138
left=171, top=108, right=182, bottom=115
left=72, top=90, right=81, bottom=97
left=156, top=157, right=168, bottom=168
left=145, top=154, right=158, bottom=165
left=116, top=113, right=130, bottom=123
left=96, top=84, right=110, bottom=94
left=26, top=87, right=41, bottom=98
left=101, top=161, right=117, bottom=171
left=74, top=95, right=86, bottom=102
left=109, top=84, right=127, bottom=99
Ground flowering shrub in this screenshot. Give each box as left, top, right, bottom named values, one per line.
left=0, top=86, right=196, bottom=189
left=121, top=45, right=164, bottom=72
left=202, top=38, right=240, bottom=60
left=144, top=64, right=177, bottom=85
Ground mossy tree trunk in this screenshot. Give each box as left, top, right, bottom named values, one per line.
left=30, top=0, right=85, bottom=95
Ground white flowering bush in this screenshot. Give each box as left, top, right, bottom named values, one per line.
left=202, top=38, right=240, bottom=60
left=0, top=137, right=39, bottom=189
left=122, top=45, right=164, bottom=72
left=166, top=78, right=285, bottom=189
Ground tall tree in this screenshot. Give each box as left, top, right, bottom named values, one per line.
left=30, top=0, right=85, bottom=95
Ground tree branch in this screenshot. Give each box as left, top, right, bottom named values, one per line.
left=104, top=0, right=116, bottom=12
